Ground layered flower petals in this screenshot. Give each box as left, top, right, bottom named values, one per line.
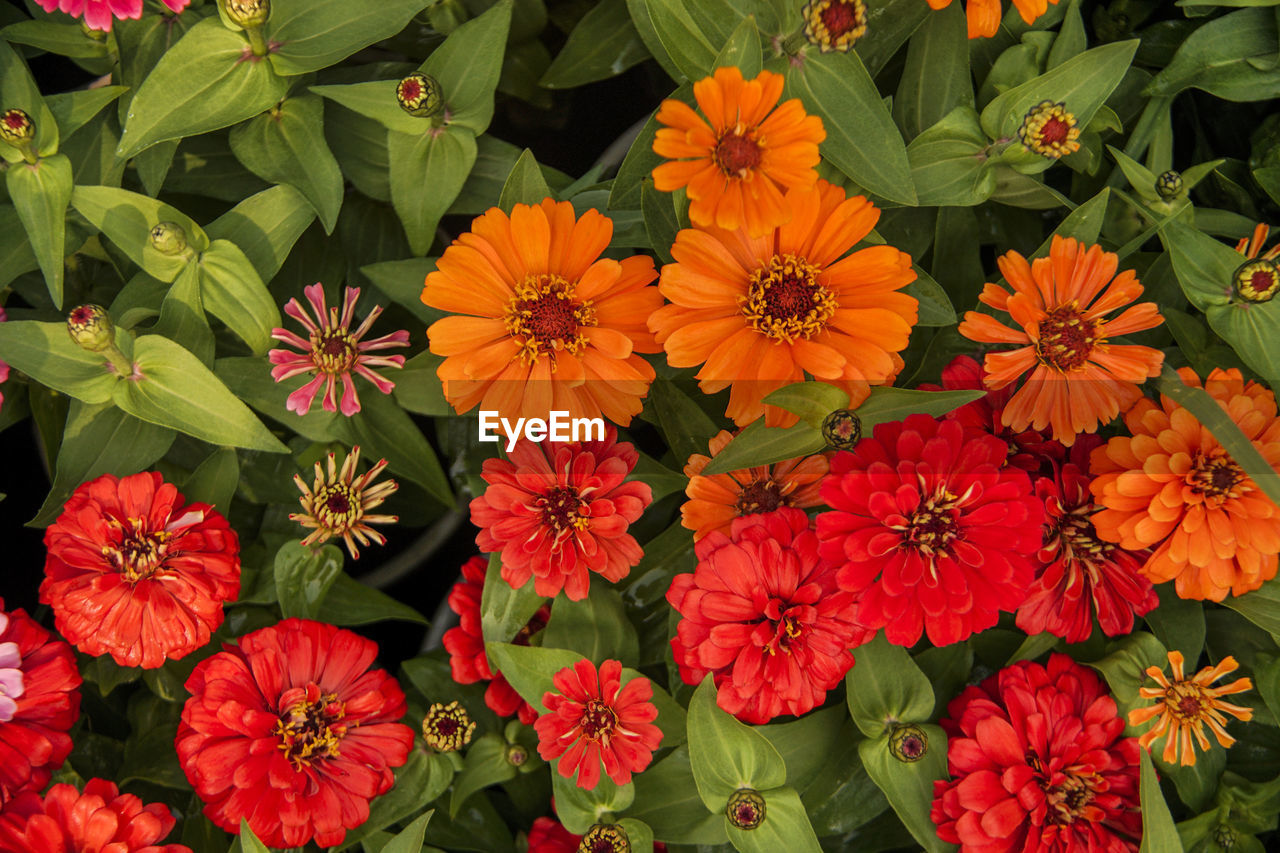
left=0, top=779, right=188, bottom=853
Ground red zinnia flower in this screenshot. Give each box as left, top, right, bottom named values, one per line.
left=176, top=619, right=415, bottom=849
left=35, top=0, right=189, bottom=32
left=0, top=779, right=189, bottom=853
left=40, top=471, right=241, bottom=669
left=534, top=659, right=663, bottom=790
left=443, top=556, right=550, bottom=724
left=931, top=654, right=1142, bottom=852
left=667, top=507, right=866, bottom=724
left=0, top=601, right=80, bottom=805
left=1016, top=438, right=1157, bottom=643
left=816, top=415, right=1043, bottom=647
left=470, top=427, right=652, bottom=601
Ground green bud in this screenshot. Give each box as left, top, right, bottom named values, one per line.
left=0, top=109, right=35, bottom=147
left=726, top=788, right=766, bottom=830
left=1155, top=170, right=1183, bottom=201
left=822, top=409, right=862, bottom=450
left=67, top=305, right=116, bottom=353
left=149, top=222, right=189, bottom=256
left=397, top=73, right=444, bottom=118
left=889, top=723, right=929, bottom=763
left=226, top=0, right=270, bottom=28
left=1213, top=823, right=1236, bottom=850
left=577, top=823, right=629, bottom=853
left=504, top=743, right=529, bottom=767
left=1234, top=260, right=1280, bottom=304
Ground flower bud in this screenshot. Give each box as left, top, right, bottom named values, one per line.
left=149, top=222, right=189, bottom=256
left=725, top=788, right=766, bottom=830
left=226, top=0, right=270, bottom=28
left=505, top=743, right=529, bottom=767
left=1155, top=170, right=1183, bottom=201
left=1234, top=260, right=1280, bottom=304
left=422, top=701, right=475, bottom=752
left=889, top=723, right=929, bottom=763
left=67, top=305, right=116, bottom=353
left=397, top=73, right=444, bottom=118
left=1018, top=101, right=1080, bottom=159
left=822, top=409, right=862, bottom=450
left=577, top=823, right=629, bottom=853
left=0, top=109, right=35, bottom=147
left=802, top=0, right=868, bottom=53
left=1213, top=823, right=1236, bottom=850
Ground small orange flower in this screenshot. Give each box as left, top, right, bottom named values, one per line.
left=1090, top=367, right=1280, bottom=601
left=926, top=0, right=1060, bottom=39
left=1127, top=651, right=1253, bottom=767
left=649, top=179, right=918, bottom=428
left=1233, top=223, right=1280, bottom=303
left=957, top=235, right=1165, bottom=446
left=652, top=67, right=825, bottom=237
left=682, top=430, right=829, bottom=541
left=423, top=200, right=662, bottom=425
left=1235, top=222, right=1280, bottom=261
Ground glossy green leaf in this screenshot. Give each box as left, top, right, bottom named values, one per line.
left=845, top=633, right=936, bottom=739
left=726, top=786, right=821, bottom=853
left=265, top=0, right=432, bottom=76
left=858, top=726, right=951, bottom=853
left=197, top=239, right=281, bottom=354
left=273, top=541, right=343, bottom=619
left=687, top=676, right=786, bottom=811
left=205, top=184, right=317, bottom=281
left=0, top=320, right=119, bottom=404
left=315, top=572, right=430, bottom=626
left=419, top=0, right=513, bottom=134
left=1147, top=8, right=1280, bottom=101
left=712, top=16, right=763, bottom=79
left=183, top=447, right=240, bottom=515
left=381, top=810, right=435, bottom=853
left=6, top=153, right=72, bottom=307
left=893, top=1, right=971, bottom=140
left=541, top=585, right=640, bottom=668
left=117, top=17, right=289, bottom=158
left=71, top=185, right=209, bottom=283
left=541, top=0, right=650, bottom=88
left=389, top=126, right=478, bottom=255
left=153, top=262, right=214, bottom=366
left=344, top=390, right=454, bottom=506
left=451, top=734, right=516, bottom=818
left=497, top=148, right=553, bottom=211
left=1140, top=749, right=1184, bottom=853
left=906, top=106, right=994, bottom=207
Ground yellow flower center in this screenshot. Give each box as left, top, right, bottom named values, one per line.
left=422, top=701, right=475, bottom=752
left=504, top=274, right=596, bottom=365
left=275, top=686, right=346, bottom=768
left=313, top=482, right=361, bottom=534
left=312, top=329, right=359, bottom=375
left=538, top=486, right=591, bottom=540
left=1234, top=260, right=1280, bottom=303
left=1164, top=681, right=1211, bottom=722
left=1034, top=303, right=1101, bottom=372
left=804, top=0, right=868, bottom=52
left=741, top=254, right=835, bottom=343
left=580, top=699, right=618, bottom=740
left=1188, top=451, right=1248, bottom=505
left=713, top=125, right=762, bottom=178
left=580, top=824, right=630, bottom=853
left=1019, top=101, right=1081, bottom=159
left=104, top=519, right=172, bottom=582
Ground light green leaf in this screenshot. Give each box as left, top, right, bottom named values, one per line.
left=389, top=126, right=478, bottom=255
left=0, top=40, right=58, bottom=160
left=419, top=0, right=513, bottom=134
left=273, top=541, right=344, bottom=619
left=906, top=106, right=994, bottom=207
left=1222, top=579, right=1280, bottom=638
left=46, top=86, right=127, bottom=138
left=761, top=381, right=847, bottom=429
left=1046, top=0, right=1087, bottom=69
left=362, top=258, right=439, bottom=326
left=0, top=320, right=119, bottom=404
left=205, top=184, right=317, bottom=281
left=6, top=153, right=72, bottom=307
left=315, top=572, right=430, bottom=626
left=2, top=20, right=110, bottom=60
left=1089, top=632, right=1169, bottom=729
left=687, top=676, right=786, bottom=811
left=540, top=0, right=650, bottom=89
left=480, top=553, right=548, bottom=645
left=845, top=633, right=936, bottom=739
left=344, top=390, right=455, bottom=507
left=450, top=734, right=516, bottom=818
left=197, top=239, right=281, bottom=354
left=310, top=80, right=429, bottom=136
left=858, top=727, right=951, bottom=853
left=700, top=419, right=825, bottom=475
left=893, top=1, right=971, bottom=140
left=183, top=447, right=240, bottom=515
left=265, top=0, right=433, bottom=76
left=629, top=748, right=729, bottom=845
left=712, top=16, right=763, bottom=79
left=726, top=786, right=821, bottom=853
left=332, top=752, right=452, bottom=852
left=541, top=585, right=641, bottom=667
left=152, top=262, right=215, bottom=366
left=1140, top=749, right=1184, bottom=853
left=238, top=820, right=270, bottom=853
left=644, top=0, right=719, bottom=80
left=381, top=810, right=435, bottom=853
left=71, top=184, right=209, bottom=283
left=551, top=770, right=635, bottom=834
left=1147, top=8, right=1280, bottom=101
left=497, top=148, right=553, bottom=211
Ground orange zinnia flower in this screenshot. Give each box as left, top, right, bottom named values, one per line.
left=926, top=0, right=1060, bottom=39
left=682, top=430, right=829, bottom=541
left=957, top=235, right=1165, bottom=446
left=1090, top=367, right=1280, bottom=601
left=1127, top=650, right=1253, bottom=767
left=649, top=179, right=918, bottom=428
left=423, top=200, right=662, bottom=425
left=652, top=67, right=825, bottom=237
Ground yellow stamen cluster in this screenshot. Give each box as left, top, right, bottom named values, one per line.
left=504, top=274, right=596, bottom=365
left=1018, top=101, right=1081, bottom=159
left=741, top=254, right=835, bottom=343
left=275, top=687, right=346, bottom=768
left=1233, top=259, right=1280, bottom=304
left=422, top=701, right=476, bottom=752
left=291, top=445, right=399, bottom=560
left=802, top=0, right=868, bottom=53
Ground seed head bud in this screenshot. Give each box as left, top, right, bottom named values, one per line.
left=889, top=723, right=929, bottom=763
left=422, top=701, right=475, bottom=752
left=226, top=0, right=270, bottom=28
left=802, top=0, right=868, bottom=53
left=397, top=73, right=444, bottom=118
left=1155, top=170, right=1183, bottom=201
left=149, top=222, right=189, bottom=256
left=725, top=788, right=766, bottom=830
left=1213, top=824, right=1236, bottom=850
left=577, top=824, right=629, bottom=853
left=1233, top=260, right=1280, bottom=304
left=67, top=305, right=116, bottom=353
left=0, top=109, right=35, bottom=147
left=505, top=743, right=529, bottom=767
left=822, top=409, right=862, bottom=450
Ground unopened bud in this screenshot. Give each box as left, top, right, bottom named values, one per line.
left=505, top=743, right=529, bottom=767
left=149, top=222, right=189, bottom=256
left=1213, top=823, right=1236, bottom=850
left=726, top=788, right=766, bottom=830
left=822, top=409, right=862, bottom=450
left=0, top=109, right=35, bottom=146
left=577, top=824, right=629, bottom=853
left=422, top=701, right=475, bottom=752
left=67, top=305, right=116, bottom=353
left=889, top=723, right=929, bottom=763
left=1234, top=260, right=1280, bottom=304
left=397, top=73, right=444, bottom=118
left=1155, top=170, right=1183, bottom=201
left=226, top=0, right=270, bottom=28
left=802, top=0, right=868, bottom=53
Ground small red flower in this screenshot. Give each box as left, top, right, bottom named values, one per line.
left=534, top=659, right=662, bottom=790
left=931, top=654, right=1142, bottom=852
left=0, top=778, right=189, bottom=853
left=443, top=556, right=550, bottom=724
left=667, top=507, right=866, bottom=724
left=816, top=415, right=1043, bottom=647
left=0, top=601, right=81, bottom=805
left=40, top=471, right=241, bottom=669
left=34, top=0, right=189, bottom=32
left=176, top=619, right=415, bottom=849
left=471, top=427, right=652, bottom=601
left=1016, top=438, right=1157, bottom=643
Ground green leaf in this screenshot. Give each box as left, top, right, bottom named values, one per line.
left=540, top=0, right=650, bottom=89
left=856, top=0, right=930, bottom=77
left=726, top=786, right=821, bottom=853
left=0, top=320, right=118, bottom=404
left=644, top=0, right=719, bottom=80
left=981, top=40, right=1138, bottom=141
left=381, top=810, right=435, bottom=853
left=904, top=268, right=958, bottom=326
left=712, top=16, right=763, bottom=79
left=2, top=20, right=110, bottom=61
left=273, top=541, right=343, bottom=619
left=451, top=734, right=516, bottom=818
left=1140, top=749, right=1184, bottom=853
left=197, top=239, right=281, bottom=354
left=315, top=572, right=430, bottom=625
left=497, top=148, right=553, bottom=212
left=117, top=17, right=289, bottom=158
left=362, top=258, right=439, bottom=326
left=214, top=355, right=345, bottom=443
left=893, top=1, right=971, bottom=141
left=845, top=633, right=936, bottom=739
left=646, top=378, right=721, bottom=467
left=551, top=770, right=635, bottom=834
left=628, top=748, right=729, bottom=845
left=345, top=390, right=455, bottom=507
left=1147, top=8, right=1280, bottom=101
left=1089, top=631, right=1169, bottom=729
left=46, top=86, right=127, bottom=138
left=333, top=751, right=453, bottom=852
left=389, top=126, right=478, bottom=255
left=699, top=419, right=825, bottom=475
left=0, top=40, right=58, bottom=160
left=206, top=184, right=317, bottom=281
left=756, top=706, right=847, bottom=793
left=114, top=335, right=288, bottom=453
left=480, top=553, right=548, bottom=644
left=153, top=262, right=215, bottom=366
left=1222, top=578, right=1280, bottom=639
left=0, top=204, right=38, bottom=288
left=541, top=585, right=641, bottom=667
left=228, top=94, right=343, bottom=233
left=761, top=381, right=847, bottom=429
left=265, top=0, right=432, bottom=76
left=183, top=447, right=240, bottom=515
left=310, top=80, right=429, bottom=136
left=609, top=84, right=687, bottom=210
left=856, top=386, right=987, bottom=428
left=238, top=820, right=270, bottom=853
left=7, top=153, right=72, bottom=307
left=419, top=0, right=513, bottom=135
left=71, top=185, right=209, bottom=283
left=906, top=106, right=994, bottom=207
left=1144, top=584, right=1206, bottom=666
left=858, top=726, right=951, bottom=853
left=687, top=676, right=786, bottom=811
left=1046, top=0, right=1087, bottom=69
left=392, top=352, right=451, bottom=416
left=785, top=50, right=916, bottom=205
left=641, top=180, right=680, bottom=264
left=1162, top=219, right=1238, bottom=312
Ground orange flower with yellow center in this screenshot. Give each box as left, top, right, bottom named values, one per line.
left=649, top=179, right=918, bottom=428
left=926, top=0, right=1061, bottom=39
left=1089, top=367, right=1280, bottom=601
left=682, top=430, right=829, bottom=541
left=422, top=200, right=663, bottom=425
left=652, top=67, right=825, bottom=237
left=957, top=235, right=1165, bottom=446
left=1127, top=651, right=1253, bottom=767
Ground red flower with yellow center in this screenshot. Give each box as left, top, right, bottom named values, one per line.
left=958, top=235, right=1165, bottom=446
left=925, top=0, right=1061, bottom=39
left=0, top=779, right=189, bottom=853
left=176, top=619, right=415, bottom=849
left=534, top=659, right=662, bottom=790
left=40, top=471, right=240, bottom=670
left=652, top=67, right=825, bottom=236
left=1018, top=100, right=1081, bottom=159
left=650, top=179, right=918, bottom=427
left=1128, top=651, right=1253, bottom=767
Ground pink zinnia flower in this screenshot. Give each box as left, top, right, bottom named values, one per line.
left=36, top=0, right=190, bottom=32
left=269, top=284, right=409, bottom=417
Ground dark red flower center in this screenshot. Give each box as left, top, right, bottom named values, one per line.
left=505, top=274, right=596, bottom=364
left=1043, top=771, right=1103, bottom=824
left=2, top=112, right=23, bottom=130
left=423, top=701, right=474, bottom=752
left=1188, top=452, right=1247, bottom=504
left=713, top=130, right=762, bottom=177
left=736, top=479, right=787, bottom=515
left=820, top=1, right=862, bottom=36
left=1252, top=269, right=1275, bottom=292
left=580, top=825, right=629, bottom=853
left=1050, top=504, right=1114, bottom=565
left=897, top=733, right=924, bottom=758
left=314, top=482, right=361, bottom=533
left=1034, top=304, right=1101, bottom=371
left=435, top=716, right=459, bottom=735
left=312, top=329, right=358, bottom=374
left=744, top=254, right=835, bottom=342
left=735, top=803, right=759, bottom=823
left=580, top=699, right=617, bottom=740
left=275, top=683, right=346, bottom=768
left=400, top=79, right=421, bottom=100
left=1039, top=117, right=1070, bottom=145
left=107, top=523, right=174, bottom=582
left=899, top=491, right=962, bottom=561
left=539, top=486, right=589, bottom=536
left=70, top=306, right=98, bottom=325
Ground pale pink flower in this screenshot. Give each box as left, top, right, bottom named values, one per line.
left=36, top=0, right=190, bottom=32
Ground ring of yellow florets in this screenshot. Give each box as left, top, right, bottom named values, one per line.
left=312, top=481, right=362, bottom=535
left=397, top=73, right=444, bottom=118
left=822, top=409, right=862, bottom=449
left=1155, top=170, right=1183, bottom=201
left=741, top=254, right=835, bottom=343
left=275, top=689, right=345, bottom=769
left=1018, top=101, right=1081, bottom=159
left=0, top=109, right=34, bottom=145
left=802, top=0, right=868, bottom=53
left=578, top=824, right=630, bottom=853
left=726, top=789, right=767, bottom=830
left=422, top=701, right=476, bottom=752
left=1233, top=260, right=1280, bottom=304
left=311, top=329, right=360, bottom=375
left=504, top=274, right=596, bottom=366
left=889, top=723, right=929, bottom=762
